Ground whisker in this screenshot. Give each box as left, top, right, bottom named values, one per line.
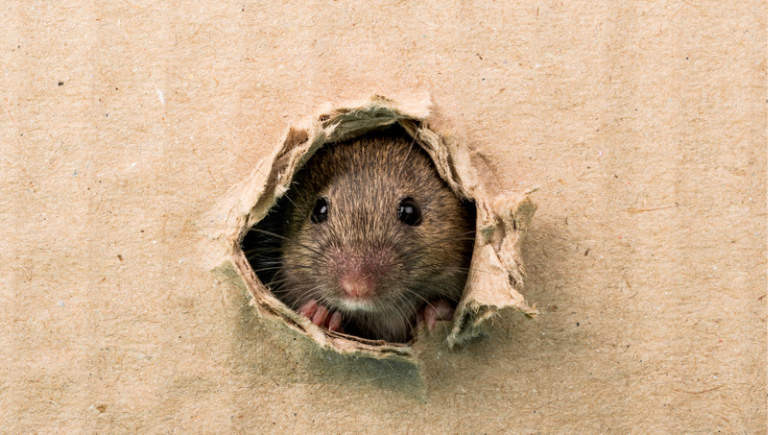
left=247, top=228, right=325, bottom=257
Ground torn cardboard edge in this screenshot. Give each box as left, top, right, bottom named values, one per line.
left=205, top=94, right=537, bottom=362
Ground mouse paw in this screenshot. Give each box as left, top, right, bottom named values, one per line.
left=297, top=300, right=344, bottom=333
left=418, top=299, right=455, bottom=332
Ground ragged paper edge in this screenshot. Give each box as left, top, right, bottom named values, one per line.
left=202, top=93, right=537, bottom=362
left=447, top=194, right=539, bottom=348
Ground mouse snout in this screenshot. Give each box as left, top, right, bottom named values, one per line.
left=339, top=272, right=374, bottom=298
left=330, top=246, right=396, bottom=300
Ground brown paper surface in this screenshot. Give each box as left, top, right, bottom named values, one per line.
left=1, top=1, right=765, bottom=433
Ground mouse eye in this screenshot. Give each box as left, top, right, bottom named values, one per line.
left=311, top=197, right=329, bottom=224
left=398, top=197, right=422, bottom=226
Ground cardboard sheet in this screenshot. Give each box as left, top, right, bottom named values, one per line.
left=1, top=1, right=765, bottom=433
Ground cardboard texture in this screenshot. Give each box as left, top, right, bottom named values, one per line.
left=1, top=1, right=765, bottom=433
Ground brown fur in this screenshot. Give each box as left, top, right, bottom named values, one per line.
left=263, top=129, right=474, bottom=342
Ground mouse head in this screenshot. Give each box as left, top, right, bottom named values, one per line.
left=278, top=131, right=474, bottom=324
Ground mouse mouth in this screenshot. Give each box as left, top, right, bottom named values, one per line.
left=337, top=296, right=379, bottom=313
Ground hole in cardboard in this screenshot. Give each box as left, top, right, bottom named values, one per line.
left=216, top=95, right=537, bottom=362
left=242, top=125, right=477, bottom=344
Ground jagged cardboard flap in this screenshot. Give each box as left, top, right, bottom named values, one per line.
left=206, top=94, right=536, bottom=362
left=447, top=193, right=538, bottom=347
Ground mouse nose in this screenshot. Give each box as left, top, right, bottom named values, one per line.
left=332, top=245, right=395, bottom=299
left=339, top=273, right=373, bottom=298
left=339, top=272, right=374, bottom=298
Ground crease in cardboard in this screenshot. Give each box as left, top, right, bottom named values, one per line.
left=205, top=94, right=537, bottom=365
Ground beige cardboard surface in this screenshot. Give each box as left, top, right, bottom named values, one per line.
left=1, top=1, right=765, bottom=433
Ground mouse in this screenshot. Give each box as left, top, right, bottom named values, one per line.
left=244, top=127, right=475, bottom=342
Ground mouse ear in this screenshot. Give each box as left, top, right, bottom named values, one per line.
left=204, top=93, right=537, bottom=366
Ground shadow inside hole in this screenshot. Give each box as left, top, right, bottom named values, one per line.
left=240, top=125, right=477, bottom=343
left=241, top=197, right=289, bottom=292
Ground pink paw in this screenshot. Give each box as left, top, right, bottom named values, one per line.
left=418, top=299, right=455, bottom=332
left=298, top=300, right=343, bottom=332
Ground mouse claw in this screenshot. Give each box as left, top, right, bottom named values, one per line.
left=311, top=305, right=329, bottom=327
left=327, top=311, right=343, bottom=332
left=298, top=300, right=319, bottom=319
left=421, top=299, right=455, bottom=332
left=298, top=300, right=343, bottom=333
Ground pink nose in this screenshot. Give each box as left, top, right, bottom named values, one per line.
left=340, top=274, right=373, bottom=298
